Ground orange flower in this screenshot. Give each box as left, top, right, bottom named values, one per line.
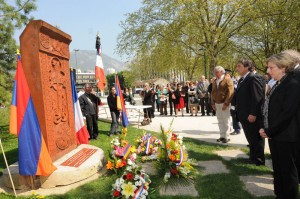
left=169, top=154, right=176, bottom=161
left=166, top=144, right=170, bottom=149
left=106, top=160, right=114, bottom=170
left=115, top=160, right=124, bottom=168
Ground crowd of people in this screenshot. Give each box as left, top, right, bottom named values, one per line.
left=78, top=49, right=300, bottom=199
left=137, top=49, right=300, bottom=199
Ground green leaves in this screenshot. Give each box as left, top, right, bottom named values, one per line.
left=0, top=0, right=37, bottom=105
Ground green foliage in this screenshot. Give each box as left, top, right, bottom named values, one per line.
left=0, top=0, right=37, bottom=105
left=106, top=71, right=134, bottom=92
left=117, top=0, right=300, bottom=79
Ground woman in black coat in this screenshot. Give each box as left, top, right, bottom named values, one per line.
left=259, top=52, right=300, bottom=199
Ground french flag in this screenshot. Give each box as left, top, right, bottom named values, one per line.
left=95, top=39, right=106, bottom=92
left=10, top=55, right=56, bottom=176
left=70, top=71, right=90, bottom=144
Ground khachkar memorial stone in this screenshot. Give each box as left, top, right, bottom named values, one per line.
left=20, top=20, right=77, bottom=161
left=1, top=20, right=105, bottom=191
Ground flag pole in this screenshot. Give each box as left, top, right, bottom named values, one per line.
left=0, top=139, right=17, bottom=197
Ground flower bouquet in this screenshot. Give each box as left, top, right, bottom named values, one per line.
left=106, top=137, right=137, bottom=173
left=136, top=133, right=162, bottom=162
left=157, top=126, right=196, bottom=184
left=111, top=164, right=152, bottom=199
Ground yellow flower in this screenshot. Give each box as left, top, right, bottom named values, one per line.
left=106, top=160, right=114, bottom=170
left=121, top=182, right=137, bottom=198
left=130, top=146, right=136, bottom=153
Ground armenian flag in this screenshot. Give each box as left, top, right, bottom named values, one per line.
left=115, top=75, right=129, bottom=133
left=9, top=54, right=56, bottom=176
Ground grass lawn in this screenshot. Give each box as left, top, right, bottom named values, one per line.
left=0, top=107, right=278, bottom=199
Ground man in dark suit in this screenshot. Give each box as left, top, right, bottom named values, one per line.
left=233, top=59, right=265, bottom=165
left=79, top=83, right=101, bottom=140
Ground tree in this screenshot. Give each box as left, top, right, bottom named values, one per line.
left=0, top=0, right=37, bottom=105
left=117, top=0, right=257, bottom=79
left=232, top=0, right=300, bottom=69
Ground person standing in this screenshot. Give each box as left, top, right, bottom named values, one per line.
left=259, top=52, right=300, bottom=199
left=188, top=81, right=199, bottom=116
left=230, top=76, right=242, bottom=135
left=107, top=86, right=120, bottom=136
left=143, top=83, right=153, bottom=121
left=282, top=49, right=300, bottom=184
left=79, top=83, right=101, bottom=140
left=211, top=66, right=234, bottom=143
left=167, top=82, right=176, bottom=116
left=158, top=85, right=168, bottom=116
left=233, top=59, right=265, bottom=165
left=182, top=81, right=190, bottom=114
left=197, top=75, right=210, bottom=116
left=174, top=83, right=185, bottom=117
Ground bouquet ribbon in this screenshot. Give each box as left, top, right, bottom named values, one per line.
left=176, top=146, right=184, bottom=166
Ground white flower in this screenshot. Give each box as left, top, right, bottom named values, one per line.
left=132, top=153, right=137, bottom=159
left=127, top=159, right=133, bottom=165
left=134, top=175, right=140, bottom=180
left=120, top=178, right=124, bottom=184
left=126, top=166, right=132, bottom=171
left=135, top=181, right=140, bottom=186
left=177, top=135, right=183, bottom=140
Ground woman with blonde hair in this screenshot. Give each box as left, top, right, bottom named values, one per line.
left=259, top=51, right=300, bottom=199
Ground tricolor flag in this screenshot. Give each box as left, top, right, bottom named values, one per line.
left=115, top=75, right=129, bottom=133
left=95, top=34, right=106, bottom=92
left=70, top=70, right=90, bottom=144
left=9, top=54, right=56, bottom=176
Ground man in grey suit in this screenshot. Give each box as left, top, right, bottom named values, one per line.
left=233, top=59, right=265, bottom=166
left=197, top=75, right=210, bottom=116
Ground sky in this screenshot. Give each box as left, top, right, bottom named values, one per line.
left=14, top=0, right=142, bottom=61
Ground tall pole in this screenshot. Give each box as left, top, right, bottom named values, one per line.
left=74, top=49, right=79, bottom=69
left=204, top=48, right=207, bottom=78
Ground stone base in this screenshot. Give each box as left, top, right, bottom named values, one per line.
left=2, top=144, right=106, bottom=189
left=159, top=180, right=198, bottom=197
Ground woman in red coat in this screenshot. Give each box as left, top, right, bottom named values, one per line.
left=174, top=83, right=185, bottom=117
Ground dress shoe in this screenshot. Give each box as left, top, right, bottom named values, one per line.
left=254, top=158, right=265, bottom=166
left=222, top=138, right=230, bottom=143
left=217, top=138, right=225, bottom=142
left=230, top=131, right=240, bottom=135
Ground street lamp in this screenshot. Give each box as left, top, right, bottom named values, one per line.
left=199, top=48, right=207, bottom=78
left=74, top=49, right=79, bottom=69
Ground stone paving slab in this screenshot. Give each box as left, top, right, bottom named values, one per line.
left=159, top=181, right=198, bottom=197
left=141, top=162, right=158, bottom=176
left=198, top=160, right=229, bottom=175
left=214, top=149, right=249, bottom=161
left=240, top=175, right=275, bottom=197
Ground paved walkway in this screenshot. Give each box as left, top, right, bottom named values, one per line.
left=99, top=97, right=270, bottom=153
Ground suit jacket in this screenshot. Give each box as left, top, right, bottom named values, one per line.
left=197, top=81, right=209, bottom=98
left=143, top=89, right=153, bottom=105
left=79, top=92, right=101, bottom=116
left=264, top=74, right=300, bottom=142
left=233, top=72, right=264, bottom=121
left=211, top=76, right=234, bottom=106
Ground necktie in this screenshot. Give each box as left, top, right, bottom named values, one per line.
left=238, top=77, right=244, bottom=84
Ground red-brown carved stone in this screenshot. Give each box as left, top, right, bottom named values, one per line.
left=20, top=20, right=77, bottom=161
